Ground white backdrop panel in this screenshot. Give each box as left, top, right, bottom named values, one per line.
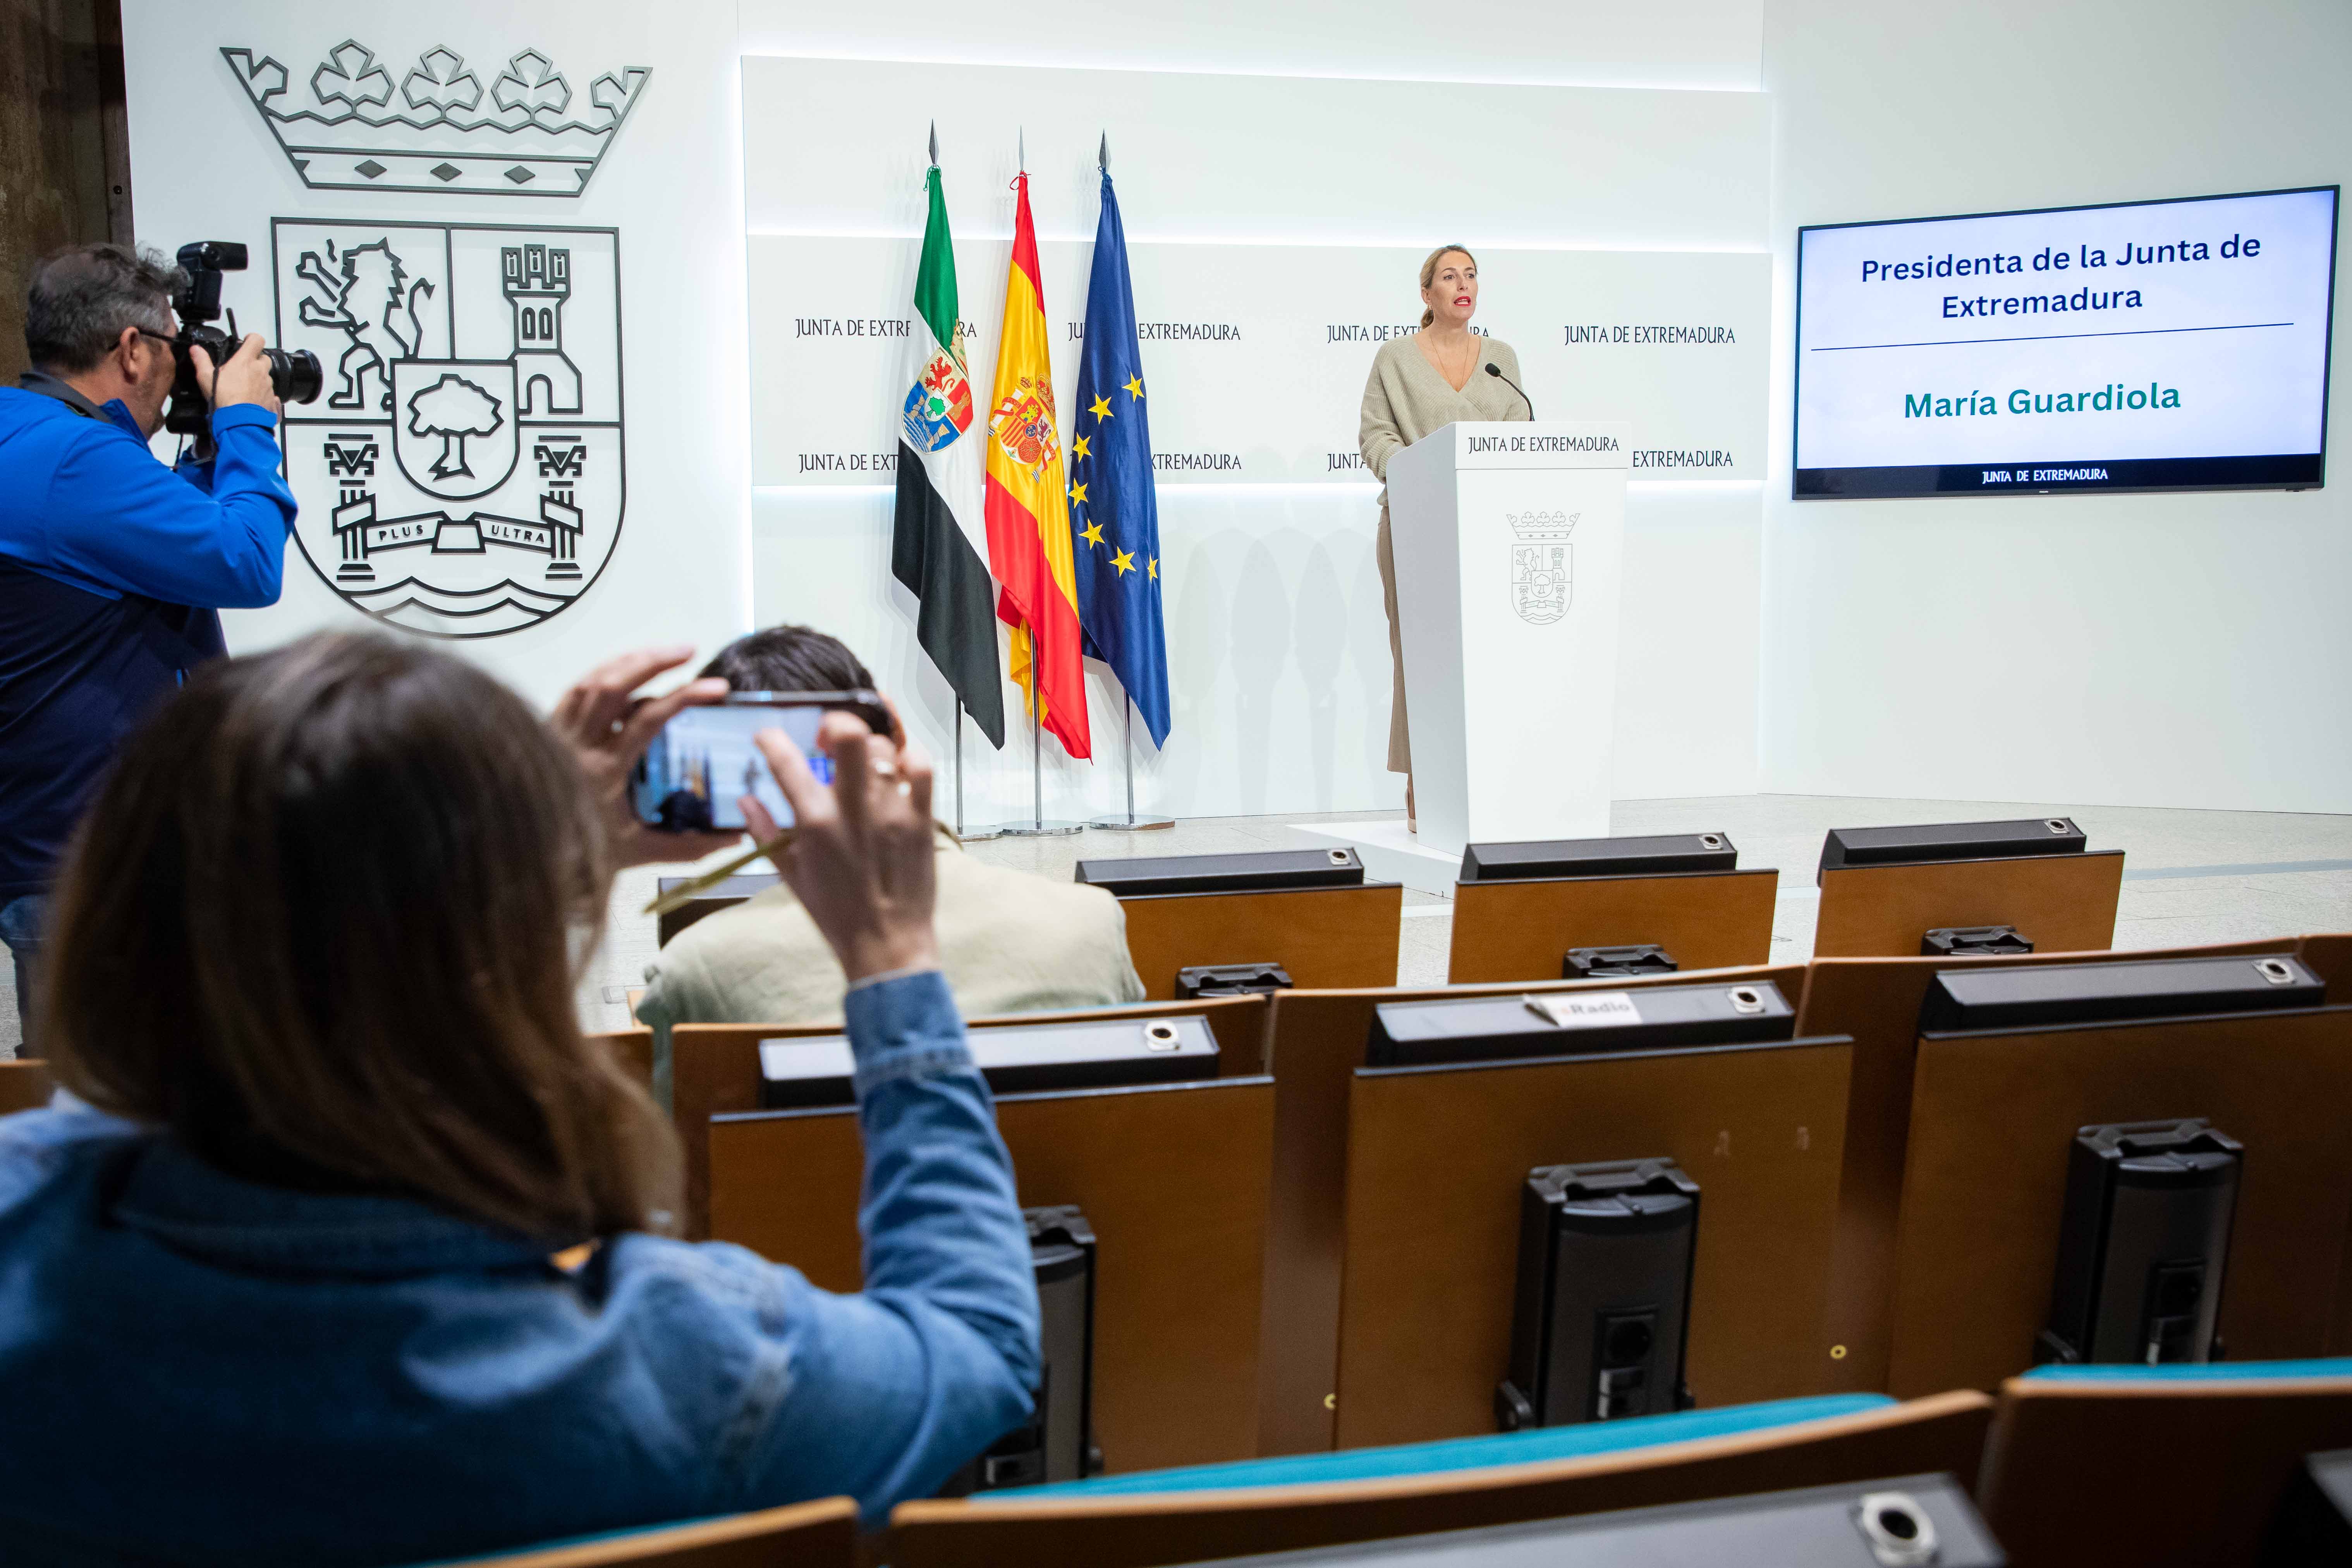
left=753, top=482, right=1761, bottom=820
left=736, top=0, right=1764, bottom=93
left=742, top=57, right=1770, bottom=250
left=752, top=237, right=1767, bottom=485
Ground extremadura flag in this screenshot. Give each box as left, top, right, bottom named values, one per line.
left=890, top=162, right=1005, bottom=748
left=1069, top=166, right=1170, bottom=747
left=983, top=170, right=1091, bottom=759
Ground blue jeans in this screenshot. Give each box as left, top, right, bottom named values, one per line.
left=0, top=894, right=43, bottom=1058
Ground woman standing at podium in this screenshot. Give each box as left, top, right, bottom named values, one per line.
left=1359, top=244, right=1529, bottom=832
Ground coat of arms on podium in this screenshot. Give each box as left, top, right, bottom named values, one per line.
left=272, top=219, right=625, bottom=637
left=1508, top=510, right=1576, bottom=626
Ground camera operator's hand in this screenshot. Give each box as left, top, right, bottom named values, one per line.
left=194, top=333, right=282, bottom=418
left=744, top=706, right=941, bottom=983
left=552, top=647, right=742, bottom=869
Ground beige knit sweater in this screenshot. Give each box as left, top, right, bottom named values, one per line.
left=1359, top=333, right=1529, bottom=489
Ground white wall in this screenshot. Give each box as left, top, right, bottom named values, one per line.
left=1758, top=0, right=2352, bottom=812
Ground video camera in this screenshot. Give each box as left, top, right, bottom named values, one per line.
left=164, top=241, right=323, bottom=457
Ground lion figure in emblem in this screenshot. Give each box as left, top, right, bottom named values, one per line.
left=296, top=238, right=434, bottom=412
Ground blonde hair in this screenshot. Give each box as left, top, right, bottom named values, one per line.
left=1418, top=244, right=1477, bottom=328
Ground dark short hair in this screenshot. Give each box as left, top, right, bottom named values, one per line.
left=24, top=242, right=183, bottom=373
left=41, top=632, right=679, bottom=1242
left=700, top=625, right=874, bottom=693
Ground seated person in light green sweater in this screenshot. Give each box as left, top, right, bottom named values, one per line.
left=636, top=625, right=1144, bottom=1028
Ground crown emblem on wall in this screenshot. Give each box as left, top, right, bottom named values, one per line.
left=220, top=41, right=651, bottom=197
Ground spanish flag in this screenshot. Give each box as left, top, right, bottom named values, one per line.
left=983, top=171, right=1091, bottom=759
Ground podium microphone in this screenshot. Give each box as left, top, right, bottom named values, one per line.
left=1485, top=362, right=1535, bottom=418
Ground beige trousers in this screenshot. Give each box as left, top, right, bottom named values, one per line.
left=1376, top=502, right=1410, bottom=776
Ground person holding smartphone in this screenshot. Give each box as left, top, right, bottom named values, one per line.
left=0, top=634, right=1039, bottom=1563
left=632, top=625, right=1143, bottom=1030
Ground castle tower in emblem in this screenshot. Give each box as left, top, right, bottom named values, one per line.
left=503, top=244, right=582, bottom=414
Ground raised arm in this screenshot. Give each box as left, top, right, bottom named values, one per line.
left=725, top=709, right=1038, bottom=1516
left=40, top=403, right=296, bottom=608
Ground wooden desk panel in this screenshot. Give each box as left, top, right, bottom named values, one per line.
left=443, top=1496, right=858, bottom=1567
left=1813, top=851, right=2124, bottom=958
left=1794, top=939, right=2292, bottom=1395
left=1885, top=1007, right=2352, bottom=1398
left=888, top=1391, right=1993, bottom=1568
left=710, top=1077, right=1275, bottom=1476
left=1447, top=870, right=1778, bottom=984
left=1256, top=965, right=1808, bottom=1456
left=1120, top=884, right=1404, bottom=1000
left=588, top=1027, right=652, bottom=1089
left=0, top=1058, right=53, bottom=1115
left=1980, top=1375, right=2352, bottom=1568
left=672, top=995, right=1269, bottom=1239
left=1333, top=1036, right=1852, bottom=1449
left=2300, top=932, right=2352, bottom=997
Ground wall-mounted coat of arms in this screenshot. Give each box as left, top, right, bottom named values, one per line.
left=271, top=220, right=624, bottom=637
left=221, top=40, right=649, bottom=197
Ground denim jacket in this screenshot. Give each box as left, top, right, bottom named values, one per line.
left=0, top=969, right=1038, bottom=1566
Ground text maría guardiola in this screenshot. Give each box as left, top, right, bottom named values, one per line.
left=1904, top=382, right=2183, bottom=418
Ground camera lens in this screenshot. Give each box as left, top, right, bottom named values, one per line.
left=270, top=347, right=325, bottom=406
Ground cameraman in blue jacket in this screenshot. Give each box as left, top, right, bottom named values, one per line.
left=0, top=243, right=297, bottom=1053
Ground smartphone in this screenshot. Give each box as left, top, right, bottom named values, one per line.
left=630, top=690, right=885, bottom=832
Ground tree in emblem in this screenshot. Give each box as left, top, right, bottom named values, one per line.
left=406, top=373, right=504, bottom=479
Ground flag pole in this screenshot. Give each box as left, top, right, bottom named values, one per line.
left=1089, top=696, right=1173, bottom=830
left=998, top=671, right=1081, bottom=836
left=952, top=699, right=1003, bottom=843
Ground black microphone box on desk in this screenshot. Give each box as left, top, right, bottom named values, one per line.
left=758, top=1015, right=1220, bottom=1109
left=1817, top=816, right=2086, bottom=881
left=940, top=1205, right=1100, bottom=1492
left=1175, top=962, right=1294, bottom=998
left=1564, top=945, right=1679, bottom=980
left=1460, top=833, right=1736, bottom=883
left=1919, top=953, right=2320, bottom=1034
left=1498, top=1158, right=1697, bottom=1431
left=2039, top=1119, right=2241, bottom=1367
left=1367, top=979, right=1795, bottom=1068
left=1075, top=847, right=1364, bottom=897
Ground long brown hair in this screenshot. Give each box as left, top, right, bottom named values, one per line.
left=1418, top=244, right=1477, bottom=329
left=41, top=632, right=680, bottom=1241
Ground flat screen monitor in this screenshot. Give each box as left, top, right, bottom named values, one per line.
left=1795, top=185, right=2338, bottom=498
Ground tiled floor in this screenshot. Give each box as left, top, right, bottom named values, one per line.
left=555, top=795, right=2352, bottom=1033
left=7, top=794, right=2343, bottom=1054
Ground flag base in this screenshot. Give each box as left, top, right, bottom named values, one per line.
left=995, top=819, right=1086, bottom=837
left=1087, top=812, right=1175, bottom=831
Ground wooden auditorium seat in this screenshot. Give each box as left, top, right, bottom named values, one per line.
left=669, top=994, right=1270, bottom=1239
left=1977, top=1361, right=2352, bottom=1568
left=885, top=1391, right=1992, bottom=1568
left=589, top=1028, right=654, bottom=1089
left=706, top=1072, right=1277, bottom=1475
left=1795, top=938, right=2297, bottom=1395
left=1255, top=965, right=1806, bottom=1456
left=420, top=1496, right=857, bottom=1566
left=1811, top=848, right=2125, bottom=958
left=1445, top=866, right=1777, bottom=983
left=1884, top=998, right=2352, bottom=1397
left=0, top=1057, right=55, bottom=1115
left=1117, top=881, right=1404, bottom=999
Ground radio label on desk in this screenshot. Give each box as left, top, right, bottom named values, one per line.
left=1527, top=992, right=1640, bottom=1028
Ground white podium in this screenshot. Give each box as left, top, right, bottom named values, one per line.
left=1296, top=422, right=1630, bottom=890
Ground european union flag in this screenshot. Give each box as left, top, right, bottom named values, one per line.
left=1069, top=168, right=1171, bottom=746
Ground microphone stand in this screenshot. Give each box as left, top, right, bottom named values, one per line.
left=1484, top=362, right=1536, bottom=418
